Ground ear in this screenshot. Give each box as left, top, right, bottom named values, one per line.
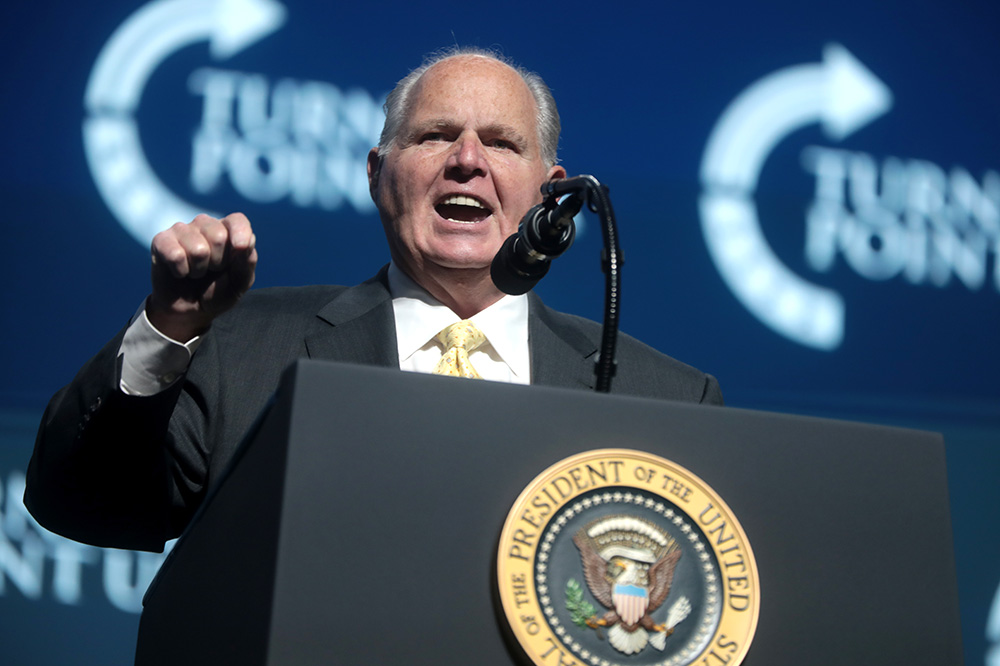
left=547, top=164, right=567, bottom=181
left=367, top=147, right=382, bottom=201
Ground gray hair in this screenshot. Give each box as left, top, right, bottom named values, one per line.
left=377, top=46, right=561, bottom=167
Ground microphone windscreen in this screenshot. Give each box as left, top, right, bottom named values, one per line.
left=490, top=234, right=550, bottom=295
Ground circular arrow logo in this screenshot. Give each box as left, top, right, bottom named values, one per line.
left=82, top=0, right=287, bottom=247
left=699, top=43, right=893, bottom=350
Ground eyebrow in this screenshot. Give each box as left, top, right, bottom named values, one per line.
left=405, top=119, right=531, bottom=150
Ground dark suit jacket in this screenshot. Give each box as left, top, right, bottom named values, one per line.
left=26, top=270, right=721, bottom=551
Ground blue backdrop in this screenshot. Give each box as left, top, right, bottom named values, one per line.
left=2, top=1, right=998, bottom=663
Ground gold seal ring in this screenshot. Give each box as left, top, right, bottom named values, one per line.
left=497, top=449, right=759, bottom=666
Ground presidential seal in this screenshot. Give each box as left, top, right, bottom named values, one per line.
left=497, top=449, right=759, bottom=666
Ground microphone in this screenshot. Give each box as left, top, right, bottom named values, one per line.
left=491, top=192, right=583, bottom=295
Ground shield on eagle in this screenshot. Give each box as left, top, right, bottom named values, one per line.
left=612, top=583, right=649, bottom=626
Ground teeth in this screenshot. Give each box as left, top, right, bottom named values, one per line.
left=440, top=195, right=486, bottom=209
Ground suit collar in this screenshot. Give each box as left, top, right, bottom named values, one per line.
left=304, top=269, right=601, bottom=388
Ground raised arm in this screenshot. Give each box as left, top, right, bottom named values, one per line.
left=25, top=213, right=257, bottom=551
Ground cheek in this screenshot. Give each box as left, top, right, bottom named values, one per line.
left=498, top=163, right=545, bottom=202
left=504, top=181, right=546, bottom=222
left=377, top=155, right=424, bottom=204
left=378, top=173, right=415, bottom=222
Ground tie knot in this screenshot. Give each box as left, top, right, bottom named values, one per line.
left=437, top=320, right=486, bottom=353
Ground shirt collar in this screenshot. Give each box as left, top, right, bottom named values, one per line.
left=387, top=262, right=530, bottom=379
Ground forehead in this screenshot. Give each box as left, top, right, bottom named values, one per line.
left=405, top=57, right=539, bottom=134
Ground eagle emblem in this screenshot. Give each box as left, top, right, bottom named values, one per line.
left=571, top=515, right=691, bottom=655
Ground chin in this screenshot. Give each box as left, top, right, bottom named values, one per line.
left=431, top=257, right=494, bottom=273
left=426, top=243, right=502, bottom=271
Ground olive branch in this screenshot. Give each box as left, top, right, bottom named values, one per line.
left=566, top=579, right=596, bottom=627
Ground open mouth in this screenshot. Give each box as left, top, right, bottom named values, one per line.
left=435, top=194, right=493, bottom=223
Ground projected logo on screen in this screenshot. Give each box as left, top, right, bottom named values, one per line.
left=82, top=0, right=384, bottom=247
left=699, top=44, right=1000, bottom=350
left=1, top=470, right=169, bottom=613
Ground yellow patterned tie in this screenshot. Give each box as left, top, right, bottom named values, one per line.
left=433, top=320, right=486, bottom=379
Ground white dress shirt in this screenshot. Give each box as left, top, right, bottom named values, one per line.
left=118, top=304, right=203, bottom=396
left=388, top=263, right=530, bottom=384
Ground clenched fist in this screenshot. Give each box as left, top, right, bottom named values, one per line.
left=147, top=213, right=257, bottom=342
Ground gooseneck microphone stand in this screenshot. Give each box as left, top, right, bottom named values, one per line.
left=492, top=175, right=622, bottom=393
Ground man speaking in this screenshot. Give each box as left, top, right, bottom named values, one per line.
left=26, top=48, right=722, bottom=551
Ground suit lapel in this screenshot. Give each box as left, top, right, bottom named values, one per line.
left=304, top=269, right=398, bottom=368
left=528, top=294, right=598, bottom=391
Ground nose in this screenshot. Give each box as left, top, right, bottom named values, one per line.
left=446, top=132, right=488, bottom=179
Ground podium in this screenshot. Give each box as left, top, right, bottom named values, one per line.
left=135, top=360, right=962, bottom=665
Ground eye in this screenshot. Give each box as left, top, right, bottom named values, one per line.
left=488, top=138, right=516, bottom=151
left=420, top=132, right=448, bottom=143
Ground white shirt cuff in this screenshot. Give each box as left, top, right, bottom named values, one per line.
left=118, top=304, right=204, bottom=396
